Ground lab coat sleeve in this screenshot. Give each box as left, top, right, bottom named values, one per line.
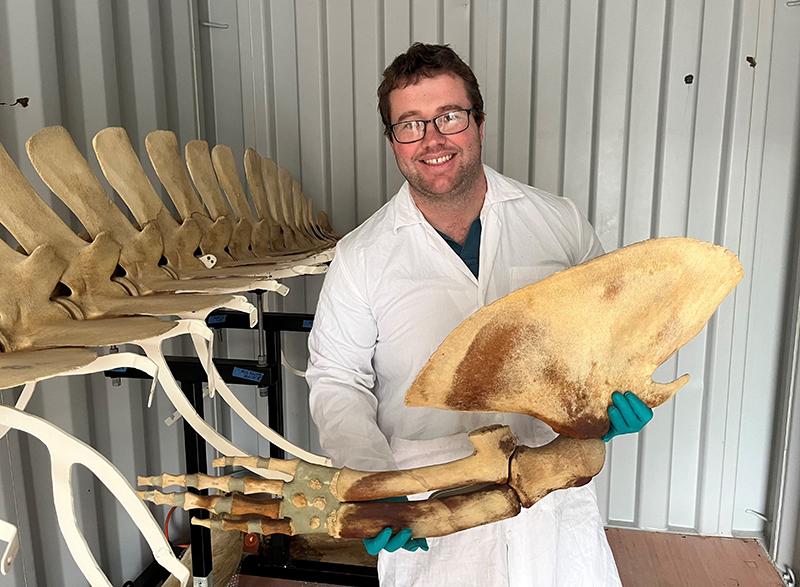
left=566, top=198, right=605, bottom=263
left=307, top=250, right=398, bottom=472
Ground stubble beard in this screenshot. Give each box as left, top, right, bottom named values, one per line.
left=401, top=142, right=484, bottom=210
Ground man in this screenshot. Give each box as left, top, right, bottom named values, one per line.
left=307, top=43, right=649, bottom=587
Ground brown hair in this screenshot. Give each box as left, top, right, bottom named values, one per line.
left=378, top=43, right=485, bottom=139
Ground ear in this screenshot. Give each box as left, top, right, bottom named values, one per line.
left=479, top=121, right=484, bottom=142
left=387, top=134, right=398, bottom=156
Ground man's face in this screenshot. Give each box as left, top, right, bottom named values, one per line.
left=387, top=74, right=484, bottom=202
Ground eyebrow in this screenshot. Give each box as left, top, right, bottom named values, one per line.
left=395, top=104, right=468, bottom=123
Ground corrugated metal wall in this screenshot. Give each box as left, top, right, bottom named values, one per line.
left=0, top=0, right=798, bottom=584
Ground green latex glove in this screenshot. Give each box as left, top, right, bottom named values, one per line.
left=602, top=391, right=653, bottom=442
left=362, top=497, right=429, bottom=555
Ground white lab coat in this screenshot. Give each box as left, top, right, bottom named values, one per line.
left=307, top=165, right=621, bottom=587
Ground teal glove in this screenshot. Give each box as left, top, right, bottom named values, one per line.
left=362, top=497, right=429, bottom=555
left=602, top=391, right=653, bottom=441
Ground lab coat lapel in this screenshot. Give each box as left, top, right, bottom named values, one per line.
left=478, top=206, right=501, bottom=307
left=423, top=224, right=478, bottom=285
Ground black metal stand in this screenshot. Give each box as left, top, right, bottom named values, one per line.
left=183, top=380, right=213, bottom=583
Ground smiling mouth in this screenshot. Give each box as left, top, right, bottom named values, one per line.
left=421, top=153, right=454, bottom=165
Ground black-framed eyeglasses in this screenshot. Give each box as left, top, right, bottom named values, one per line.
left=389, top=108, right=475, bottom=144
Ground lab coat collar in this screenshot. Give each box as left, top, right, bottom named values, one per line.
left=391, top=165, right=524, bottom=234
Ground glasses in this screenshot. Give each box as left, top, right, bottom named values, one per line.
left=389, top=108, right=475, bottom=144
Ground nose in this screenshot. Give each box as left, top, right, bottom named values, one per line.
left=420, top=121, right=446, bottom=148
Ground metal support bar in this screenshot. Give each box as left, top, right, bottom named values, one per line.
left=239, top=556, right=378, bottom=586
left=182, top=381, right=214, bottom=585
left=206, top=311, right=314, bottom=333
left=265, top=321, right=289, bottom=566
left=105, top=356, right=276, bottom=386
left=257, top=292, right=269, bottom=397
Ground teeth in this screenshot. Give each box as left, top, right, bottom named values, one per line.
left=423, top=154, right=454, bottom=164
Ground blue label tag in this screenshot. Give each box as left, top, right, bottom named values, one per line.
left=208, top=315, right=227, bottom=324
left=232, top=367, right=264, bottom=383
left=108, top=367, right=128, bottom=373
left=302, top=319, right=314, bottom=329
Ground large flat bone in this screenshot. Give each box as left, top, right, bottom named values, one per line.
left=406, top=238, right=743, bottom=438
left=185, top=140, right=256, bottom=260
left=332, top=425, right=517, bottom=502
left=145, top=131, right=234, bottom=263
left=243, top=149, right=284, bottom=253
left=26, top=126, right=175, bottom=292
left=212, top=145, right=274, bottom=256
left=0, top=348, right=97, bottom=389
left=93, top=127, right=205, bottom=271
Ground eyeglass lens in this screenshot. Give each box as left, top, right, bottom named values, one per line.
left=392, top=110, right=471, bottom=143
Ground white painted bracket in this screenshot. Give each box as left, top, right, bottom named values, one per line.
left=0, top=518, right=19, bottom=575
left=291, top=264, right=327, bottom=276
left=173, top=279, right=289, bottom=296
left=281, top=350, right=306, bottom=378
left=198, top=254, right=217, bottom=269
